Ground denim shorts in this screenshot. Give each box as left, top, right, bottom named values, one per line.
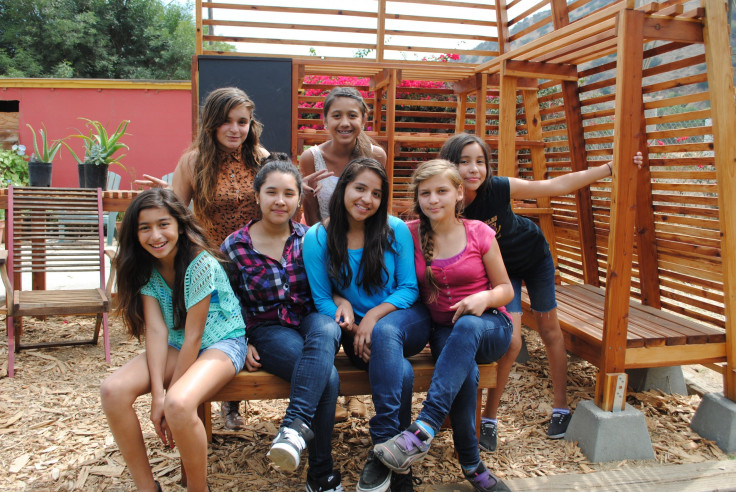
left=171, top=336, right=247, bottom=372
left=505, top=253, right=558, bottom=314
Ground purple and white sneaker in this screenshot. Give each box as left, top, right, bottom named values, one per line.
left=373, top=422, right=432, bottom=474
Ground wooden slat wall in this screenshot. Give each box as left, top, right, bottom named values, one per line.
left=197, top=0, right=501, bottom=62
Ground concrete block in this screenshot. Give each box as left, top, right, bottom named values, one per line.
left=627, top=366, right=688, bottom=395
left=691, top=392, right=736, bottom=453
left=564, top=400, right=655, bottom=462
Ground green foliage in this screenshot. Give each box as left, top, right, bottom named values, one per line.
left=0, top=0, right=199, bottom=80
left=0, top=145, right=30, bottom=187
left=26, top=123, right=64, bottom=163
left=65, top=118, right=129, bottom=168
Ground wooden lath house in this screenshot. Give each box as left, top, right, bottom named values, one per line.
left=195, top=0, right=735, bottom=427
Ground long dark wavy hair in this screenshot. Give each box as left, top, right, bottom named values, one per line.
left=115, top=188, right=218, bottom=340
left=324, top=157, right=394, bottom=294
left=438, top=133, right=492, bottom=195
left=411, top=159, right=464, bottom=303
left=192, top=87, right=264, bottom=220
left=323, top=86, right=377, bottom=159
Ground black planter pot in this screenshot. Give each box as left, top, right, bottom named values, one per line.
left=28, top=161, right=52, bottom=187
left=78, top=163, right=109, bottom=190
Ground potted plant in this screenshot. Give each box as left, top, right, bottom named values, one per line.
left=65, top=118, right=130, bottom=190
left=26, top=123, right=64, bottom=187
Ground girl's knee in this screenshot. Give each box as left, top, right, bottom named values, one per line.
left=100, top=374, right=135, bottom=412
left=163, top=392, right=197, bottom=425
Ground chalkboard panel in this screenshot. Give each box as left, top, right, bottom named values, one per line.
left=197, top=56, right=292, bottom=154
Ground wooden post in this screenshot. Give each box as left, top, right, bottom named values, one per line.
left=595, top=8, right=644, bottom=411
left=475, top=73, right=488, bottom=137
left=634, top=113, right=660, bottom=308
left=290, top=61, right=300, bottom=162
left=550, top=0, right=599, bottom=286
left=521, top=91, right=559, bottom=267
left=455, top=93, right=468, bottom=134
left=377, top=0, right=386, bottom=62
left=497, top=71, right=517, bottom=178
left=386, top=69, right=397, bottom=212
left=195, top=0, right=203, bottom=55
left=703, top=0, right=736, bottom=402
left=495, top=0, right=510, bottom=55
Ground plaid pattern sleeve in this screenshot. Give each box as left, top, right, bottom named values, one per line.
left=221, top=220, right=313, bottom=329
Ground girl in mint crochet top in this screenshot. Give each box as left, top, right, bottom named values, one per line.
left=100, top=188, right=245, bottom=492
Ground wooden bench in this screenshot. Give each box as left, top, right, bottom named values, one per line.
left=198, top=349, right=497, bottom=441
left=521, top=284, right=727, bottom=370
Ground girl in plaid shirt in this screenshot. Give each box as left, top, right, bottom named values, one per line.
left=221, top=154, right=344, bottom=492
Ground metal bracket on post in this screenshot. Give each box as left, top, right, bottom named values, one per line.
left=612, top=373, right=627, bottom=412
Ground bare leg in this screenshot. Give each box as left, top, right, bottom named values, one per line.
left=482, top=313, right=522, bottom=420
left=100, top=349, right=177, bottom=491
left=164, top=349, right=236, bottom=492
left=535, top=308, right=568, bottom=410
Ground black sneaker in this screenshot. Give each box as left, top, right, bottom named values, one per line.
left=390, top=469, right=422, bottom=491
left=267, top=418, right=314, bottom=472
left=356, top=450, right=392, bottom=492
left=479, top=420, right=497, bottom=452
left=306, top=470, right=344, bottom=492
left=465, top=462, right=510, bottom=492
left=548, top=411, right=571, bottom=439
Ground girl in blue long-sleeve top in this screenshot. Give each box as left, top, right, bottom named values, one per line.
left=303, top=157, right=431, bottom=492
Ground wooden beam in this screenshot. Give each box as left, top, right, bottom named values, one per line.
left=703, top=0, right=736, bottom=402
left=196, top=0, right=203, bottom=55
left=642, top=17, right=704, bottom=43
left=370, top=69, right=399, bottom=92
left=502, top=60, right=578, bottom=81
left=596, top=8, right=645, bottom=411
left=625, top=343, right=727, bottom=369
left=497, top=75, right=517, bottom=178
left=452, top=73, right=483, bottom=94
left=453, top=73, right=538, bottom=93
left=635, top=113, right=661, bottom=308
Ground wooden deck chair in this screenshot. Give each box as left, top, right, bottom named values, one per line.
left=105, top=171, right=122, bottom=245
left=0, top=187, right=113, bottom=377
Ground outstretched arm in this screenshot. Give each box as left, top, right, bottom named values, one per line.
left=508, top=151, right=644, bottom=200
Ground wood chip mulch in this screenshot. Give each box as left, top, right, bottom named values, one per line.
left=0, top=315, right=729, bottom=491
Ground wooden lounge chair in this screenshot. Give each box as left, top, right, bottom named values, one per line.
left=0, top=187, right=115, bottom=377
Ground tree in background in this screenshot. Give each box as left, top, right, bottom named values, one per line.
left=0, top=0, right=202, bottom=79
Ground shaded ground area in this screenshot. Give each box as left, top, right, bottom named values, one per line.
left=0, top=315, right=730, bottom=491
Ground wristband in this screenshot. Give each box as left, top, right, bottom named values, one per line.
left=606, top=162, right=612, bottom=175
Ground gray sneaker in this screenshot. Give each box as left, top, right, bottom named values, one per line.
left=373, top=423, right=432, bottom=474
left=267, top=418, right=314, bottom=472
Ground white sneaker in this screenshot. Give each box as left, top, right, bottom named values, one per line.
left=267, top=418, right=314, bottom=472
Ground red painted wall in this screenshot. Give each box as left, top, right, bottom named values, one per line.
left=1, top=84, right=192, bottom=189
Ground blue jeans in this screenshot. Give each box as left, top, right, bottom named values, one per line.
left=341, top=303, right=432, bottom=444
left=506, top=252, right=557, bottom=314
left=246, top=312, right=341, bottom=479
left=417, top=309, right=512, bottom=468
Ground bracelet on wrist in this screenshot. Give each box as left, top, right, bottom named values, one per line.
left=606, top=162, right=613, bottom=175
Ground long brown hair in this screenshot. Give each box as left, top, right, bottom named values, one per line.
left=323, top=86, right=376, bottom=158
left=192, top=87, right=263, bottom=220
left=411, top=159, right=464, bottom=303
left=324, top=157, right=394, bottom=294
left=115, top=188, right=220, bottom=340
left=438, top=133, right=492, bottom=195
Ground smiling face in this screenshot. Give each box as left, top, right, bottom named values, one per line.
left=215, top=103, right=252, bottom=152
left=456, top=142, right=488, bottom=193
left=343, top=169, right=383, bottom=227
left=137, top=207, right=180, bottom=264
left=257, top=171, right=301, bottom=226
left=417, top=172, right=464, bottom=224
left=324, top=96, right=365, bottom=146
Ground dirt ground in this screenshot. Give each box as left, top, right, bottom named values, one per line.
left=0, top=315, right=731, bottom=491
